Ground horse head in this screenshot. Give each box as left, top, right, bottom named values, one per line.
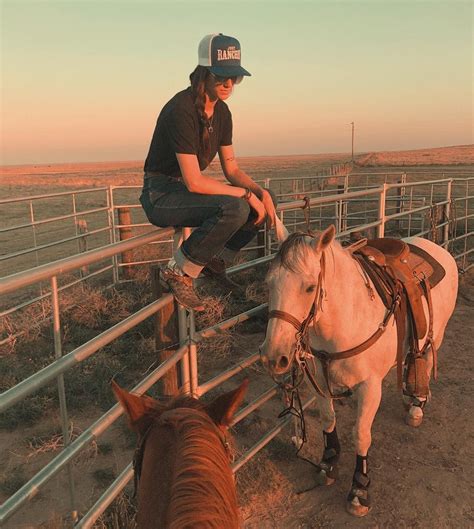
left=112, top=379, right=248, bottom=528
left=112, top=378, right=248, bottom=439
left=260, top=225, right=336, bottom=376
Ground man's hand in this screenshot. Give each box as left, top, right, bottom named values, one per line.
left=261, top=189, right=276, bottom=228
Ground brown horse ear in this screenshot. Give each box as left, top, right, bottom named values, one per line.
left=205, top=379, right=249, bottom=427
left=112, top=380, right=158, bottom=434
left=313, top=224, right=336, bottom=253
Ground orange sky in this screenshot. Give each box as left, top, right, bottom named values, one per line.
left=1, top=1, right=472, bottom=165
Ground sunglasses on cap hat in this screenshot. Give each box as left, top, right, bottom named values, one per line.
left=211, top=72, right=244, bottom=85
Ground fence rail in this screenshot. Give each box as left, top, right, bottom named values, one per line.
left=1, top=175, right=473, bottom=526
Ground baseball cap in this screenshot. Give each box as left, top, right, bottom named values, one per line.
left=198, top=33, right=251, bottom=78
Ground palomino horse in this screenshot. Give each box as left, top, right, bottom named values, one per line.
left=260, top=225, right=458, bottom=516
left=112, top=379, right=248, bottom=529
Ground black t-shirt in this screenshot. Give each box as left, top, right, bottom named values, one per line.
left=144, top=87, right=233, bottom=177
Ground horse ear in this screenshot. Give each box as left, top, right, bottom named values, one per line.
left=112, top=380, right=158, bottom=433
left=314, top=224, right=336, bottom=253
left=205, top=379, right=249, bottom=427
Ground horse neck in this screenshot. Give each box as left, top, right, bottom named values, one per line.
left=138, top=412, right=239, bottom=529
left=312, top=243, right=379, bottom=346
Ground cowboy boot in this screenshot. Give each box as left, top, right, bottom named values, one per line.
left=161, top=266, right=205, bottom=312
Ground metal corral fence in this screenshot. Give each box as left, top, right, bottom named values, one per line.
left=1, top=171, right=472, bottom=320
left=0, top=178, right=473, bottom=527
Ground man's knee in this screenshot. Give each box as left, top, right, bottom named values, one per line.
left=221, top=197, right=251, bottom=226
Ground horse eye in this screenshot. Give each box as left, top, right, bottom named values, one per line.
left=306, top=285, right=316, bottom=293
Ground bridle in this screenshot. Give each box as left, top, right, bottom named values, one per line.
left=266, top=246, right=401, bottom=400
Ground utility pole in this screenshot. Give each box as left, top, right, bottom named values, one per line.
left=350, top=121, right=355, bottom=161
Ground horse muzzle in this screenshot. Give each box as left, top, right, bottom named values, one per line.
left=259, top=345, right=292, bottom=376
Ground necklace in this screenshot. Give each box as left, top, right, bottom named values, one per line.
left=207, top=113, right=214, bottom=134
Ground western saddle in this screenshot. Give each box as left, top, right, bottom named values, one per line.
left=352, top=238, right=446, bottom=396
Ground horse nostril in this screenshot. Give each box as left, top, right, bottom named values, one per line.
left=278, top=356, right=289, bottom=369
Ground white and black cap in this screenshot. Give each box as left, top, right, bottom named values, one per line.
left=198, top=33, right=251, bottom=78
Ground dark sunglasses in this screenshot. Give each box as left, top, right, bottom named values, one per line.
left=211, top=73, right=243, bottom=85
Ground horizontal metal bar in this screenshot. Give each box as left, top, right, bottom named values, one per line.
left=278, top=188, right=382, bottom=212
left=0, top=206, right=109, bottom=234
left=0, top=294, right=173, bottom=413
left=386, top=178, right=453, bottom=189
left=0, top=344, right=188, bottom=525
left=0, top=228, right=175, bottom=295
left=227, top=255, right=274, bottom=275
left=454, top=248, right=474, bottom=259
left=232, top=395, right=316, bottom=473
left=195, top=304, right=267, bottom=342
left=230, top=385, right=278, bottom=426
left=75, top=465, right=134, bottom=529
left=112, top=204, right=142, bottom=210
left=0, top=226, right=111, bottom=262
left=0, top=187, right=109, bottom=205
left=384, top=200, right=449, bottom=221
left=117, top=258, right=168, bottom=267
left=337, top=220, right=383, bottom=238
left=197, top=352, right=260, bottom=396
left=0, top=264, right=113, bottom=319
left=452, top=195, right=474, bottom=202
left=450, top=232, right=473, bottom=242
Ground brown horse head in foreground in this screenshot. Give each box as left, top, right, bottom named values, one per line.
left=112, top=380, right=248, bottom=529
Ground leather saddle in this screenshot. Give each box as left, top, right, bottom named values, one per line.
left=354, top=238, right=446, bottom=340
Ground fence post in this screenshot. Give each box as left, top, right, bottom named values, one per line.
left=443, top=179, right=453, bottom=246
left=76, top=219, right=89, bottom=277
left=151, top=266, right=179, bottom=396
left=396, top=172, right=407, bottom=233
left=175, top=227, right=192, bottom=394
left=51, top=276, right=78, bottom=523
left=377, top=184, right=387, bottom=238
left=117, top=207, right=133, bottom=279
left=107, top=186, right=119, bottom=284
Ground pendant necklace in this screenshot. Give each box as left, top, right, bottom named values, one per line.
left=207, top=113, right=214, bottom=134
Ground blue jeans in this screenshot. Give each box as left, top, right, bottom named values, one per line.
left=140, top=175, right=277, bottom=272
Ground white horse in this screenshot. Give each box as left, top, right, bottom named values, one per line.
left=260, top=225, right=458, bottom=516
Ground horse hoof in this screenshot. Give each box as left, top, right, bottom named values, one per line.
left=346, top=498, right=371, bottom=517
left=314, top=470, right=336, bottom=486
left=406, top=405, right=423, bottom=427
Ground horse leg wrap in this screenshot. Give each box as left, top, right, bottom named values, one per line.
left=318, top=428, right=341, bottom=479
left=347, top=455, right=371, bottom=508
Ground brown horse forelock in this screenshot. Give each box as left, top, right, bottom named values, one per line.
left=143, top=403, right=239, bottom=529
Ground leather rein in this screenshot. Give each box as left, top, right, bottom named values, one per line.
left=267, top=249, right=402, bottom=400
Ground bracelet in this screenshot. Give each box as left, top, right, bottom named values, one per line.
left=242, top=188, right=252, bottom=201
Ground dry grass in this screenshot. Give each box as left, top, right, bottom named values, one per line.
left=25, top=423, right=98, bottom=463
left=93, top=492, right=137, bottom=529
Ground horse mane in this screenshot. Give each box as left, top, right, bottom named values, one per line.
left=272, top=231, right=318, bottom=273
left=142, top=396, right=239, bottom=529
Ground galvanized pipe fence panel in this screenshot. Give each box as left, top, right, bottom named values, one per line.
left=1, top=177, right=472, bottom=526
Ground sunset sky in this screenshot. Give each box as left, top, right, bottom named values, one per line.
left=1, top=0, right=472, bottom=165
